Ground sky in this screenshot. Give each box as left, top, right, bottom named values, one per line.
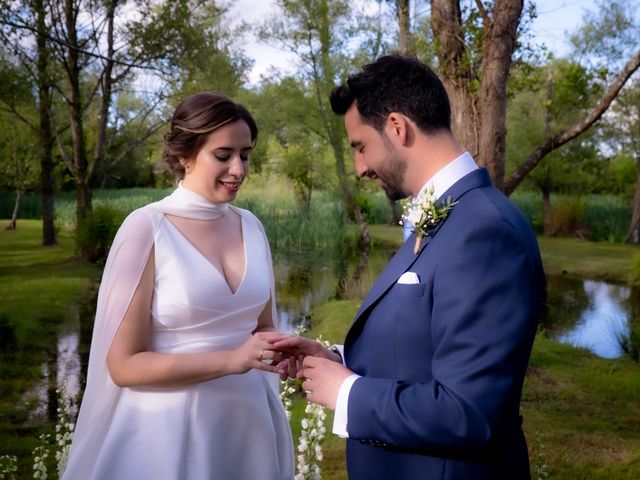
left=229, top=0, right=604, bottom=85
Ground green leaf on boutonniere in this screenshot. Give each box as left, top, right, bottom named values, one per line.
left=400, top=186, right=458, bottom=254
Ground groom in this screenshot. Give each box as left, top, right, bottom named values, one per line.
left=274, top=54, right=545, bottom=479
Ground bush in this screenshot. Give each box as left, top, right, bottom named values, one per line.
left=74, top=205, right=125, bottom=263
left=543, top=196, right=588, bottom=238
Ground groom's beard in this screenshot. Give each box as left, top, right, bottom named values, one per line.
left=375, top=138, right=408, bottom=201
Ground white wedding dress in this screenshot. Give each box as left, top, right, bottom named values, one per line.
left=63, top=186, right=294, bottom=480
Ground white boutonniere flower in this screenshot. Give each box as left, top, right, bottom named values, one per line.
left=400, top=185, right=458, bottom=254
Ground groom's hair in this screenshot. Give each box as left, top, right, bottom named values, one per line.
left=329, top=54, right=451, bottom=134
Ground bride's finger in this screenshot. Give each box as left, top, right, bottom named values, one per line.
left=252, top=358, right=286, bottom=375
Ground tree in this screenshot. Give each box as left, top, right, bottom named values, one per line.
left=507, top=59, right=604, bottom=234
left=428, top=0, right=640, bottom=194
left=562, top=0, right=640, bottom=244
left=0, top=0, right=57, bottom=244
left=257, top=0, right=376, bottom=245
left=0, top=111, right=39, bottom=230
left=242, top=76, right=331, bottom=208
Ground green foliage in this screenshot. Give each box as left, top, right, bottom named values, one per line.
left=126, top=0, right=247, bottom=94
left=569, top=0, right=639, bottom=75
left=74, top=205, right=126, bottom=263
left=510, top=191, right=544, bottom=232
left=605, top=154, right=637, bottom=198
left=506, top=60, right=605, bottom=198
left=237, top=192, right=346, bottom=251
left=581, top=195, right=633, bottom=242
left=509, top=193, right=632, bottom=242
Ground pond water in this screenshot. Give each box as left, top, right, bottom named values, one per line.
left=22, top=247, right=639, bottom=422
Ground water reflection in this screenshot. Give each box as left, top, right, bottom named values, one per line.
left=541, top=275, right=635, bottom=358
left=273, top=247, right=391, bottom=333
left=25, top=332, right=81, bottom=422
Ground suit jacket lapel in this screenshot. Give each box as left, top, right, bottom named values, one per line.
left=348, top=168, right=492, bottom=332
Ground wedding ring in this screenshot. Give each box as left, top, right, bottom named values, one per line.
left=259, top=350, right=264, bottom=361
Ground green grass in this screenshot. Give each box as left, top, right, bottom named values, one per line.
left=523, top=336, right=640, bottom=479
left=301, top=299, right=640, bottom=479
left=536, top=236, right=640, bottom=282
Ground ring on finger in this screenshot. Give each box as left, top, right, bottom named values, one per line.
left=259, top=349, right=264, bottom=361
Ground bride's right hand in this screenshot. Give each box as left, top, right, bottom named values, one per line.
left=230, top=332, right=288, bottom=375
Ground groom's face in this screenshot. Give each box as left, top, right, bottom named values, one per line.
left=344, top=104, right=408, bottom=201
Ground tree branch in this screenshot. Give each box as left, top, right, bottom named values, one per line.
left=504, top=48, right=640, bottom=195
left=474, top=0, right=491, bottom=30
left=0, top=102, right=37, bottom=130
left=0, top=17, right=166, bottom=73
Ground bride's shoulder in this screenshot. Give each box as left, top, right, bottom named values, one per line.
left=114, top=206, right=163, bottom=241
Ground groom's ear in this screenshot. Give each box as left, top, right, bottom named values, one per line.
left=385, top=112, right=412, bottom=147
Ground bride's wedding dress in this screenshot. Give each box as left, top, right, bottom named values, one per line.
left=63, top=186, right=294, bottom=479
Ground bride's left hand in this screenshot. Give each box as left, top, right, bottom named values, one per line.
left=230, top=332, right=290, bottom=375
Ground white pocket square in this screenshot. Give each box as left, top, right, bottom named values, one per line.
left=397, top=271, right=420, bottom=284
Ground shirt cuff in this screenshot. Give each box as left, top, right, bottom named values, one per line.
left=332, top=373, right=360, bottom=438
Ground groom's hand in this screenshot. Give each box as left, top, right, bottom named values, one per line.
left=270, top=336, right=342, bottom=380
left=300, top=356, right=353, bottom=411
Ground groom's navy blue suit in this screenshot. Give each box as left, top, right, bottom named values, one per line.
left=343, top=168, right=545, bottom=479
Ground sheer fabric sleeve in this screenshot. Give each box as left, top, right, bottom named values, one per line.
left=63, top=208, right=160, bottom=479
left=238, top=207, right=278, bottom=329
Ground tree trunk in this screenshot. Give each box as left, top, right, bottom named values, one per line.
left=396, top=0, right=411, bottom=54
left=430, top=0, right=479, bottom=158
left=476, top=0, right=523, bottom=190
left=35, top=0, right=57, bottom=245
left=626, top=170, right=640, bottom=244
left=389, top=0, right=412, bottom=225
left=64, top=0, right=92, bottom=223
left=541, top=187, right=553, bottom=236
left=6, top=189, right=21, bottom=231
left=93, top=0, right=118, bottom=183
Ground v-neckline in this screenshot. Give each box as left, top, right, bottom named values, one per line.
left=163, top=213, right=248, bottom=296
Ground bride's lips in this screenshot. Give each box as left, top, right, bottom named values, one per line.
left=219, top=180, right=242, bottom=193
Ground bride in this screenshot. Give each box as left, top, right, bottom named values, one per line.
left=63, top=92, right=294, bottom=479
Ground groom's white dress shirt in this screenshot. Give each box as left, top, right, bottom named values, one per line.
left=332, top=151, right=478, bottom=437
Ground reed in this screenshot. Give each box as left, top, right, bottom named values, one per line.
left=2, top=183, right=631, bottom=244
left=510, top=192, right=631, bottom=242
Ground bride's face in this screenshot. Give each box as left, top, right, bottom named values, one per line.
left=182, top=120, right=253, bottom=203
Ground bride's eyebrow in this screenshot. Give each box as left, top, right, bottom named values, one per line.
left=214, top=146, right=253, bottom=152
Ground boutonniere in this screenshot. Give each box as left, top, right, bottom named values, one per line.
left=400, top=186, right=458, bottom=254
